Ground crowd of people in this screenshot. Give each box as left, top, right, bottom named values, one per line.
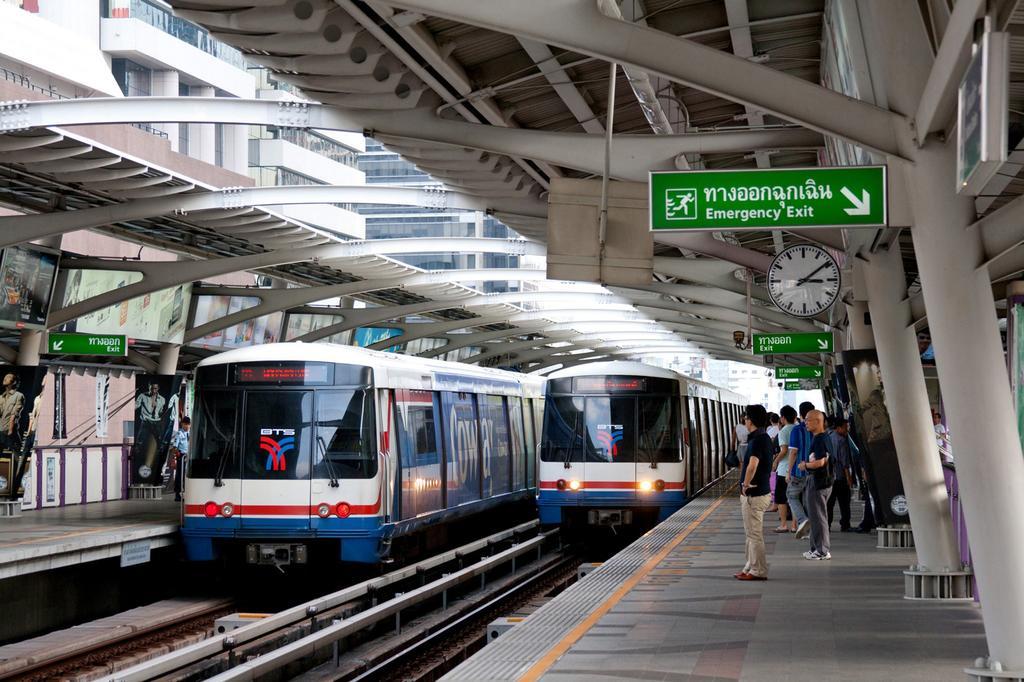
left=734, top=401, right=873, bottom=581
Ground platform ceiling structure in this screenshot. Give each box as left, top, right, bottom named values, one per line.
left=2, top=0, right=1024, bottom=375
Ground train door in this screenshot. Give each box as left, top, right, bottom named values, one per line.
left=238, top=390, right=314, bottom=531
left=581, top=394, right=636, bottom=501
left=685, top=396, right=699, bottom=496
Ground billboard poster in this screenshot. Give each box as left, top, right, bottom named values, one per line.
left=1, top=366, right=47, bottom=500
left=191, top=295, right=283, bottom=350
left=95, top=375, right=110, bottom=439
left=0, top=245, right=60, bottom=331
left=130, top=374, right=183, bottom=486
left=1007, top=293, right=1024, bottom=452
left=354, top=327, right=401, bottom=352
left=841, top=349, right=907, bottom=527
left=61, top=269, right=189, bottom=344
left=52, top=371, right=67, bottom=440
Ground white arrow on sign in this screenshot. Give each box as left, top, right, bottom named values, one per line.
left=814, top=369, right=822, bottom=377
left=817, top=339, right=829, bottom=350
left=52, top=340, right=63, bottom=351
left=841, top=187, right=870, bottom=216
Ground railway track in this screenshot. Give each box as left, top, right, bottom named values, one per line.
left=107, top=520, right=559, bottom=681
left=0, top=598, right=234, bottom=681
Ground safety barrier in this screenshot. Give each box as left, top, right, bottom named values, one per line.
left=942, top=463, right=978, bottom=601
left=19, top=444, right=130, bottom=510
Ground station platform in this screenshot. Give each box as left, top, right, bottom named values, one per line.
left=0, top=498, right=179, bottom=580
left=447, top=478, right=986, bottom=681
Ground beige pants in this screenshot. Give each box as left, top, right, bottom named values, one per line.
left=741, top=493, right=772, bottom=577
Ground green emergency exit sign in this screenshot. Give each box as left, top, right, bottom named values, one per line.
left=649, top=166, right=887, bottom=231
left=47, top=332, right=126, bottom=357
left=775, top=366, right=824, bottom=379
left=753, top=332, right=833, bottom=355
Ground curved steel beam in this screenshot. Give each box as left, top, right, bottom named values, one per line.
left=0, top=184, right=546, bottom=249
left=49, top=240, right=544, bottom=327
left=1, top=97, right=823, bottom=181
left=384, top=0, right=906, bottom=157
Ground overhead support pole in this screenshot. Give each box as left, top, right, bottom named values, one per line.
left=859, top=251, right=961, bottom=577
left=384, top=0, right=908, bottom=157
left=913, top=0, right=985, bottom=143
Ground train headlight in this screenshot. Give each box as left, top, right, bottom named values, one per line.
left=204, top=501, right=219, bottom=518
left=220, top=503, right=234, bottom=518
left=336, top=502, right=351, bottom=518
left=568, top=479, right=582, bottom=491
left=655, top=479, right=666, bottom=492
left=556, top=479, right=567, bottom=491
left=317, top=503, right=331, bottom=518
left=638, top=480, right=653, bottom=492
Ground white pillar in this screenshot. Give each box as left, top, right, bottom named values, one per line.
left=223, top=123, right=249, bottom=175
left=188, top=85, right=216, bottom=164
left=16, top=331, right=42, bottom=366
left=862, top=245, right=960, bottom=572
left=157, top=343, right=180, bottom=376
left=903, top=139, right=1024, bottom=669
left=150, top=70, right=179, bottom=152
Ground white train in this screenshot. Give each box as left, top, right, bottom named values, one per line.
left=182, top=343, right=544, bottom=566
left=538, top=361, right=745, bottom=528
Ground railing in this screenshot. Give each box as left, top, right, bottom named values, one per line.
left=942, top=463, right=978, bottom=601
left=0, top=65, right=169, bottom=139
left=19, top=444, right=130, bottom=510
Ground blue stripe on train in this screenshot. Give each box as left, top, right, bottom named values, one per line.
left=537, top=490, right=687, bottom=525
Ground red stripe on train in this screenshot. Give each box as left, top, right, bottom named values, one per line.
left=538, top=480, right=684, bottom=490
left=184, top=490, right=382, bottom=516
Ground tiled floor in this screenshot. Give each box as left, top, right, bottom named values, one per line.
left=449, top=487, right=987, bottom=681
left=0, top=498, right=178, bottom=578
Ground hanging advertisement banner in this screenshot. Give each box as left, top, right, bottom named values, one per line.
left=191, top=295, right=283, bottom=350
left=52, top=371, right=67, bottom=441
left=841, top=349, right=907, bottom=526
left=0, top=244, right=60, bottom=331
left=0, top=366, right=47, bottom=500
left=129, top=374, right=183, bottom=486
left=95, top=375, right=110, bottom=439
left=61, top=270, right=190, bottom=344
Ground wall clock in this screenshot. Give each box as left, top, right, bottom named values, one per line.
left=766, top=244, right=841, bottom=318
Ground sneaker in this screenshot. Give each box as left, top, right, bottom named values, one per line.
left=795, top=520, right=810, bottom=539
left=802, top=550, right=818, bottom=560
left=818, top=552, right=832, bottom=560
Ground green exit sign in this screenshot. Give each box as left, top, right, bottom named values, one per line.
left=784, top=381, right=802, bottom=391
left=47, top=332, right=126, bottom=357
left=650, top=166, right=887, bottom=231
left=775, top=366, right=824, bottom=379
left=754, top=332, right=833, bottom=355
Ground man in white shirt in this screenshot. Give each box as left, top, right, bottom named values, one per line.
left=932, top=410, right=952, bottom=463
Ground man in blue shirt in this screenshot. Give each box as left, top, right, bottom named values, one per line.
left=799, top=410, right=833, bottom=560
left=168, top=417, right=190, bottom=502
left=827, top=417, right=857, bottom=531
left=786, top=401, right=815, bottom=539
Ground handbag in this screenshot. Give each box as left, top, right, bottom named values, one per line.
left=724, top=449, right=740, bottom=469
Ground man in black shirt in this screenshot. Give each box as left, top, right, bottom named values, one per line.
left=798, top=410, right=833, bottom=560
left=736, top=404, right=774, bottom=581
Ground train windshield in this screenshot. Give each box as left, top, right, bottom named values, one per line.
left=243, top=391, right=313, bottom=480
left=313, top=390, right=377, bottom=479
left=189, top=391, right=240, bottom=479
left=542, top=392, right=681, bottom=463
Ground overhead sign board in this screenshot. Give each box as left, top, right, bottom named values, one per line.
left=47, top=332, right=126, bottom=357
left=649, top=166, right=887, bottom=231
left=753, top=332, right=833, bottom=355
left=957, top=31, right=1009, bottom=195
left=775, top=366, right=824, bottom=379
left=784, top=381, right=802, bottom=391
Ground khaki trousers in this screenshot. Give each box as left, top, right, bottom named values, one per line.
left=741, top=493, right=772, bottom=577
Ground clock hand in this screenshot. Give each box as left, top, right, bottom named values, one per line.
left=796, top=263, right=829, bottom=285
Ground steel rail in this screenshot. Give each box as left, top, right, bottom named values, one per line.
left=111, top=520, right=540, bottom=681
left=206, top=534, right=551, bottom=680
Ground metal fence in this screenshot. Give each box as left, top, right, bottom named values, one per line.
left=19, top=444, right=130, bottom=510
left=942, top=463, right=977, bottom=601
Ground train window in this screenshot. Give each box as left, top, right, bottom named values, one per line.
left=479, top=395, right=511, bottom=496
left=541, top=396, right=584, bottom=462
left=441, top=391, right=482, bottom=506
left=189, top=391, right=240, bottom=479
left=582, top=397, right=636, bottom=463
left=243, top=391, right=313, bottom=480
left=313, top=390, right=376, bottom=479
left=526, top=398, right=541, bottom=486
left=638, top=397, right=681, bottom=463
left=508, top=397, right=527, bottom=490
left=396, top=389, right=442, bottom=518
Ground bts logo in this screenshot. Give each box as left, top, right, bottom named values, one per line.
left=261, top=428, right=296, bottom=471
left=596, top=424, right=624, bottom=459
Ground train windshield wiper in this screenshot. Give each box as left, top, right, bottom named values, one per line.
left=316, top=435, right=340, bottom=488
left=214, top=438, right=234, bottom=487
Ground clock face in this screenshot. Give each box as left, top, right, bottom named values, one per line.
left=767, top=245, right=841, bottom=318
